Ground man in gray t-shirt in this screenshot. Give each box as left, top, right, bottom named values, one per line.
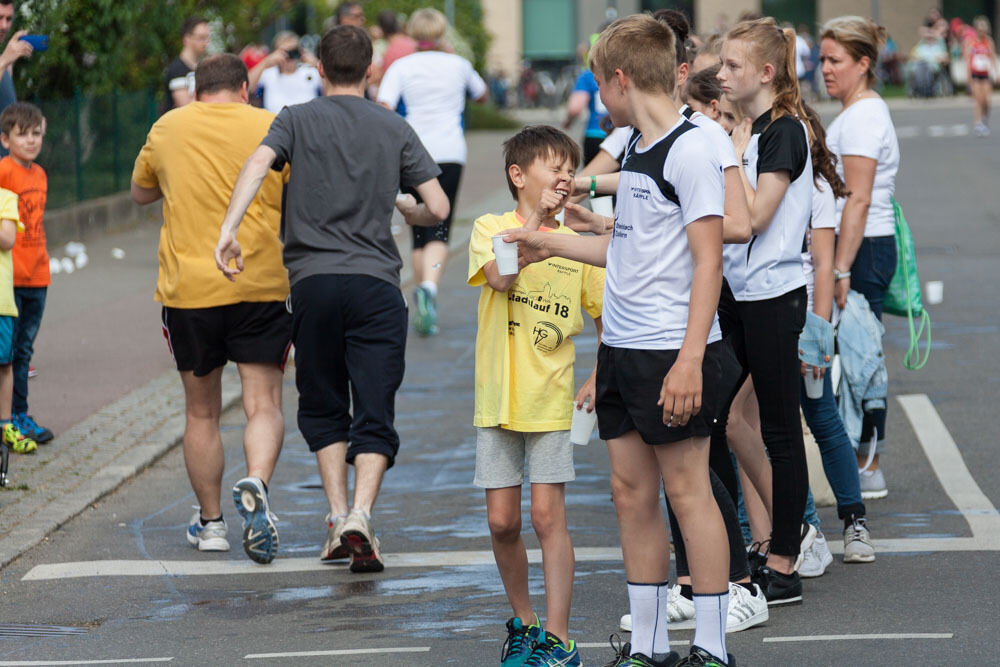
left=216, top=25, right=449, bottom=573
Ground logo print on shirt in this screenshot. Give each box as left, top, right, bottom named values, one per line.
left=531, top=321, right=564, bottom=353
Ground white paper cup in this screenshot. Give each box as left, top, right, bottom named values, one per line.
left=492, top=234, right=518, bottom=275
left=804, top=371, right=823, bottom=399
left=570, top=400, right=598, bottom=445
left=591, top=196, right=614, bottom=218
left=925, top=280, right=943, bottom=305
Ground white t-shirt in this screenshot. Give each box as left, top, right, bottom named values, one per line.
left=599, top=126, right=632, bottom=163
left=259, top=65, right=323, bottom=114
left=725, top=110, right=812, bottom=301
left=796, top=35, right=811, bottom=78
left=603, top=120, right=724, bottom=350
left=689, top=111, right=739, bottom=169
left=803, top=175, right=837, bottom=312
left=825, top=97, right=899, bottom=238
left=377, top=51, right=487, bottom=165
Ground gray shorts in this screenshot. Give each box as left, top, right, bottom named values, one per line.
left=474, top=427, right=575, bottom=488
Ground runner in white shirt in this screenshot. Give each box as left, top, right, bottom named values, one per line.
left=716, top=17, right=814, bottom=607
left=376, top=8, right=487, bottom=337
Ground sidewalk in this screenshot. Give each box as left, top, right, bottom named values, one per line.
left=0, top=129, right=515, bottom=568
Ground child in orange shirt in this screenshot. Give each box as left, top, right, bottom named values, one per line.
left=0, top=102, right=52, bottom=444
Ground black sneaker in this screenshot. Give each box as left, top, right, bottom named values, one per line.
left=746, top=540, right=769, bottom=579
left=752, top=565, right=803, bottom=606
left=675, top=645, right=735, bottom=666
left=602, top=635, right=680, bottom=667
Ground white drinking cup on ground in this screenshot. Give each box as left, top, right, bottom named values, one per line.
left=925, top=280, right=943, bottom=305
left=492, top=234, right=519, bottom=275
left=570, top=399, right=598, bottom=445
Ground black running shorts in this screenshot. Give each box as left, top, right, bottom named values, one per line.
left=161, top=301, right=292, bottom=377
left=595, top=341, right=723, bottom=445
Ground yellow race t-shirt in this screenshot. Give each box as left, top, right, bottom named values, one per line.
left=131, top=102, right=289, bottom=308
left=468, top=211, right=604, bottom=431
left=0, top=187, right=21, bottom=317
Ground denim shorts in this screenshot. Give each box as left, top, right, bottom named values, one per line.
left=0, top=315, right=14, bottom=364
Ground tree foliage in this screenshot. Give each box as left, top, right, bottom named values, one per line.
left=11, top=0, right=295, bottom=99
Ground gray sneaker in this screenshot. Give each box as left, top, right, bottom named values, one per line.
left=340, top=508, right=384, bottom=573
left=844, top=516, right=876, bottom=563
left=859, top=467, right=888, bottom=499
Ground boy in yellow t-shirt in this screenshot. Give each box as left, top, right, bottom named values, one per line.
left=467, top=126, right=603, bottom=667
left=0, top=186, right=35, bottom=468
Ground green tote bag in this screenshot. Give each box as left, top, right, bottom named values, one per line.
left=884, top=198, right=931, bottom=369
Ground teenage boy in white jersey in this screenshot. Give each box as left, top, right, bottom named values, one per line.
left=506, top=15, right=734, bottom=667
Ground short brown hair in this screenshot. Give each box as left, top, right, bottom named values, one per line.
left=195, top=53, right=248, bottom=98
left=0, top=102, right=44, bottom=135
left=501, top=125, right=580, bottom=200
left=590, top=14, right=676, bottom=95
left=181, top=16, right=207, bottom=37
left=686, top=64, right=722, bottom=105
left=319, top=24, right=372, bottom=85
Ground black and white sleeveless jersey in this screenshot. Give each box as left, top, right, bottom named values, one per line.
left=723, top=109, right=812, bottom=301
left=603, top=118, right=724, bottom=350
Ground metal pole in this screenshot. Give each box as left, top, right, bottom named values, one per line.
left=73, top=87, right=83, bottom=202
left=445, top=0, right=455, bottom=25
left=112, top=86, right=120, bottom=192
left=870, top=0, right=880, bottom=23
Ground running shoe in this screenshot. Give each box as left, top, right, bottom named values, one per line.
left=232, top=476, right=279, bottom=564
left=413, top=286, right=439, bottom=336
left=14, top=413, right=53, bottom=444
left=524, top=631, right=581, bottom=666
left=843, top=516, right=876, bottom=563
left=340, top=507, right=385, bottom=572
left=675, top=646, right=735, bottom=666
left=501, top=616, right=542, bottom=667
left=186, top=511, right=230, bottom=552
left=601, top=635, right=679, bottom=667
left=859, top=467, right=888, bottom=499
left=725, top=582, right=768, bottom=633
left=752, top=566, right=802, bottom=606
left=793, top=523, right=817, bottom=572
left=2, top=421, right=36, bottom=454
left=320, top=512, right=350, bottom=561
left=27, top=365, right=37, bottom=378
left=798, top=532, right=833, bottom=578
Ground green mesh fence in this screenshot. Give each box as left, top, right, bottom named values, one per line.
left=32, top=87, right=157, bottom=211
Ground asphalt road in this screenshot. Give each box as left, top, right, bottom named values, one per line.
left=1, top=100, right=998, bottom=666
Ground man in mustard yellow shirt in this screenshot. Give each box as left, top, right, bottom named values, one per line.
left=131, top=54, right=289, bottom=564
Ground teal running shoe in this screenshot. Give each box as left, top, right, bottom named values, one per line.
left=501, top=616, right=542, bottom=666
left=524, top=631, right=581, bottom=666
left=413, top=286, right=439, bottom=336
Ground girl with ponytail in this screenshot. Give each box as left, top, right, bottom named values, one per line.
left=712, top=16, right=814, bottom=605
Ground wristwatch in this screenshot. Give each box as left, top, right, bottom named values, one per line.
left=833, top=268, right=851, bottom=281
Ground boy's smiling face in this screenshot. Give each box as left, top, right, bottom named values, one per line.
left=1, top=124, right=44, bottom=167
left=510, top=150, right=575, bottom=217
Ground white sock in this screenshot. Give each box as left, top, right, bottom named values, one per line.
left=652, top=582, right=672, bottom=657
left=420, top=280, right=437, bottom=297
left=692, top=591, right=729, bottom=663
left=627, top=581, right=668, bottom=657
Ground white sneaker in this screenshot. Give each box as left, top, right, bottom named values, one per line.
left=843, top=516, right=876, bottom=563
left=793, top=523, right=818, bottom=572
left=726, top=582, right=769, bottom=633
left=186, top=511, right=229, bottom=552
left=617, top=585, right=695, bottom=632
left=320, top=513, right=350, bottom=561
left=798, top=532, right=833, bottom=578
left=859, top=467, right=888, bottom=499
left=668, top=584, right=696, bottom=630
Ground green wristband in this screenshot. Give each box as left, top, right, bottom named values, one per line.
left=589, top=175, right=597, bottom=198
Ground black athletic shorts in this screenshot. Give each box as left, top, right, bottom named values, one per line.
left=405, top=162, right=463, bottom=249
left=595, top=341, right=723, bottom=444
left=162, top=301, right=292, bottom=377
left=290, top=273, right=407, bottom=466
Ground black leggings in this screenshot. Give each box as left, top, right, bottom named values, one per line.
left=713, top=284, right=808, bottom=557
left=669, top=466, right=750, bottom=581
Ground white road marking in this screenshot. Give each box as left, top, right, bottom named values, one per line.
left=898, top=394, right=1000, bottom=547
left=763, top=633, right=953, bottom=643
left=245, top=647, right=430, bottom=658
left=0, top=659, right=173, bottom=666
left=895, top=126, right=920, bottom=138
left=21, top=547, right=623, bottom=580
